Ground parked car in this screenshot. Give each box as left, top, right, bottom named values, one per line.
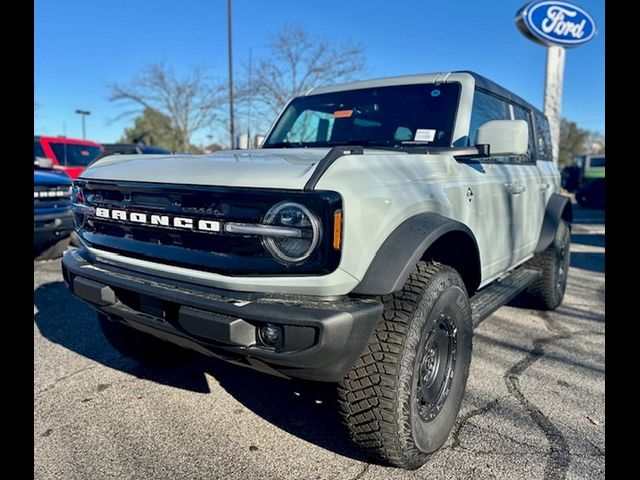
left=34, top=169, right=73, bottom=259
left=561, top=153, right=605, bottom=192
left=63, top=71, right=570, bottom=469
left=34, top=136, right=104, bottom=179
left=580, top=153, right=605, bottom=182
left=576, top=177, right=605, bottom=209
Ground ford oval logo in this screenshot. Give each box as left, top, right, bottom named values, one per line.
left=516, top=1, right=596, bottom=47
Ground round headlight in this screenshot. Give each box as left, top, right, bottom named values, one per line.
left=262, top=202, right=321, bottom=263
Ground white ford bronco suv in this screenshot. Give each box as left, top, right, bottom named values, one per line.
left=62, top=71, right=571, bottom=469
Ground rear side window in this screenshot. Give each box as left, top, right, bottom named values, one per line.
left=589, top=157, right=605, bottom=168
left=34, top=140, right=45, bottom=159
left=534, top=112, right=553, bottom=162
left=49, top=143, right=102, bottom=166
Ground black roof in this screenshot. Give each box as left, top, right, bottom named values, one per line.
left=456, top=71, right=545, bottom=117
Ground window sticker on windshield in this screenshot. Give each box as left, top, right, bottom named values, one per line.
left=414, top=129, right=436, bottom=142
left=333, top=109, right=353, bottom=118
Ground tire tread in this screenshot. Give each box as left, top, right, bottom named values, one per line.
left=338, top=261, right=461, bottom=469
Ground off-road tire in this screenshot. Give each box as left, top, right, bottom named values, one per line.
left=99, top=313, right=191, bottom=364
left=525, top=219, right=571, bottom=310
left=338, top=261, right=473, bottom=470
left=34, top=236, right=70, bottom=261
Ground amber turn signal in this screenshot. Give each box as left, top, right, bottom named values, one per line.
left=333, top=210, right=342, bottom=250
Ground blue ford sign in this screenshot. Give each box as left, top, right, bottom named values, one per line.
left=516, top=1, right=596, bottom=47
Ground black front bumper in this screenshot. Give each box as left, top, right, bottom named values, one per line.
left=34, top=210, right=74, bottom=246
left=61, top=248, right=383, bottom=382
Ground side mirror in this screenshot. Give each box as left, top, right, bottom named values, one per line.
left=34, top=156, right=53, bottom=169
left=476, top=120, right=528, bottom=156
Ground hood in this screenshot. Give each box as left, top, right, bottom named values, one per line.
left=34, top=169, right=72, bottom=185
left=79, top=148, right=332, bottom=189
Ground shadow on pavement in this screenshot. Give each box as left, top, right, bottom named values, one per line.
left=571, top=234, right=604, bottom=248
left=572, top=206, right=605, bottom=225
left=570, top=252, right=604, bottom=273
left=34, top=281, right=371, bottom=463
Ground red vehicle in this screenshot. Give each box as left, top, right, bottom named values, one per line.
left=34, top=136, right=104, bottom=179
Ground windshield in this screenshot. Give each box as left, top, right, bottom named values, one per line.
left=34, top=140, right=45, bottom=159
left=50, top=142, right=102, bottom=166
left=263, top=83, right=460, bottom=149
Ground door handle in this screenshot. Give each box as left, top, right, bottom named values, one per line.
left=539, top=183, right=550, bottom=191
left=506, top=183, right=526, bottom=195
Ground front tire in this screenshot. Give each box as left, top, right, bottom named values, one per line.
left=338, top=261, right=473, bottom=469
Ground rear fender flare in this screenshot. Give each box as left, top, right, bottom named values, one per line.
left=535, top=193, right=573, bottom=253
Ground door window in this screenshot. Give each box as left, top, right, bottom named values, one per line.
left=512, top=104, right=534, bottom=162
left=468, top=90, right=510, bottom=146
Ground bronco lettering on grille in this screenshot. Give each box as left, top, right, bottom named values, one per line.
left=94, top=207, right=221, bottom=233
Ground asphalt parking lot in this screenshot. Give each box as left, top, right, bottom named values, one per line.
left=34, top=206, right=605, bottom=480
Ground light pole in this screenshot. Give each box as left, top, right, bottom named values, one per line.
left=227, top=0, right=235, bottom=149
left=75, top=109, right=91, bottom=140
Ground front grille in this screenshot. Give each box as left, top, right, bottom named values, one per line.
left=34, top=185, right=72, bottom=208
left=76, top=180, right=342, bottom=276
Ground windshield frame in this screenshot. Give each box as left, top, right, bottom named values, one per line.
left=263, top=82, right=462, bottom=150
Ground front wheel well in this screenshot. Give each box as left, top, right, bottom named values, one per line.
left=420, top=230, right=481, bottom=296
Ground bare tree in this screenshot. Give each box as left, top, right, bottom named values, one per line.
left=108, top=62, right=227, bottom=151
left=239, top=25, right=366, bottom=132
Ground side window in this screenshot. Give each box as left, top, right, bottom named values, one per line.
left=534, top=112, right=553, bottom=162
left=511, top=104, right=534, bottom=162
left=468, top=90, right=510, bottom=146
left=285, top=110, right=334, bottom=143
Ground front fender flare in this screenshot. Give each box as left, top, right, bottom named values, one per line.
left=352, top=213, right=480, bottom=296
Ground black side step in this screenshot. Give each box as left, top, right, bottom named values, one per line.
left=470, top=268, right=541, bottom=328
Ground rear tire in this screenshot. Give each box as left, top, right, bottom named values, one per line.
left=98, top=313, right=191, bottom=364
left=526, top=219, right=571, bottom=310
left=338, top=261, right=472, bottom=469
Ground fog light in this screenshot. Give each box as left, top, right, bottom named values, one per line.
left=259, top=323, right=281, bottom=346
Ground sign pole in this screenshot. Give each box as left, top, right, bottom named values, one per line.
left=543, top=45, right=565, bottom=166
